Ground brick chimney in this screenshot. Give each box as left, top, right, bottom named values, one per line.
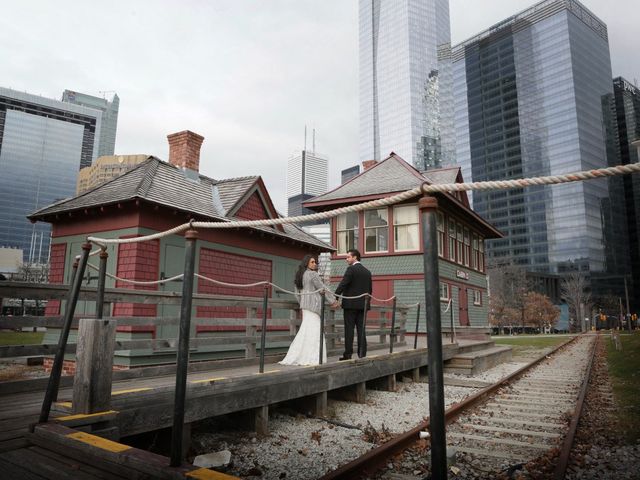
left=167, top=130, right=204, bottom=172
left=362, top=160, right=377, bottom=171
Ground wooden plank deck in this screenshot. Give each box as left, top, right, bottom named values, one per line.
left=0, top=338, right=461, bottom=440
left=0, top=337, right=489, bottom=479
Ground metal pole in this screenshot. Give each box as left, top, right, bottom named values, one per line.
left=259, top=285, right=269, bottom=373
left=413, top=304, right=421, bottom=349
left=419, top=195, right=447, bottom=480
left=95, top=249, right=108, bottom=319
left=624, top=276, right=631, bottom=333
left=360, top=296, right=369, bottom=358
left=450, top=298, right=455, bottom=344
left=38, top=243, right=92, bottom=425
left=170, top=229, right=198, bottom=467
left=389, top=297, right=397, bottom=354
left=319, top=291, right=326, bottom=365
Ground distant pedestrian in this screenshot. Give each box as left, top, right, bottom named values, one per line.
left=335, top=249, right=372, bottom=360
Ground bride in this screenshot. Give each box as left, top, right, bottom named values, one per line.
left=280, top=254, right=338, bottom=366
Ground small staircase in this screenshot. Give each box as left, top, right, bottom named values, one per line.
left=444, top=340, right=512, bottom=376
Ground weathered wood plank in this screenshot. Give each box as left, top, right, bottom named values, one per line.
left=73, top=319, right=117, bottom=414
left=0, top=455, right=47, bottom=480
left=29, top=446, right=128, bottom=480
left=1, top=447, right=98, bottom=479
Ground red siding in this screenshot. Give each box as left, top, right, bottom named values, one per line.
left=45, top=243, right=66, bottom=315
left=235, top=192, right=269, bottom=220
left=112, top=238, right=160, bottom=317
left=197, top=248, right=272, bottom=324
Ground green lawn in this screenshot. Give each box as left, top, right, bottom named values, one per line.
left=492, top=335, right=573, bottom=359
left=0, top=331, right=45, bottom=346
left=492, top=335, right=571, bottom=349
left=606, top=332, right=640, bottom=442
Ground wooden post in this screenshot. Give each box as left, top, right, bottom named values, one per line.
left=72, top=318, right=117, bottom=414
left=246, top=307, right=257, bottom=359
left=289, top=308, right=298, bottom=336
left=255, top=405, right=269, bottom=436
left=398, top=307, right=407, bottom=344
left=379, top=310, right=387, bottom=344
left=327, top=309, right=336, bottom=351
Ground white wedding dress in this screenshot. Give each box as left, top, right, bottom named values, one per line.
left=279, top=309, right=327, bottom=365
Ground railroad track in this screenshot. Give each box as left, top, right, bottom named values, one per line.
left=323, top=333, right=598, bottom=479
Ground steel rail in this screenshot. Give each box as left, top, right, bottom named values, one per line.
left=553, top=333, right=599, bottom=479
left=320, top=334, right=584, bottom=480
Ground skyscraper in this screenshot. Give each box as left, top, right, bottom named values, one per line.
left=453, top=0, right=629, bottom=284
left=613, top=77, right=640, bottom=306
left=286, top=149, right=328, bottom=219
left=0, top=87, right=109, bottom=263
left=62, top=90, right=119, bottom=157
left=359, top=0, right=454, bottom=169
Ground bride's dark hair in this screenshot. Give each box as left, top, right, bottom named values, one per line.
left=295, top=254, right=317, bottom=290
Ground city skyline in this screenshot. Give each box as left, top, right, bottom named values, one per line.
left=1, top=0, right=638, bottom=214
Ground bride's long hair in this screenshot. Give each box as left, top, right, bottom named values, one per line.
left=295, top=254, right=317, bottom=290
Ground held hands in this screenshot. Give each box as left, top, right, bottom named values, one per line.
left=330, top=300, right=340, bottom=309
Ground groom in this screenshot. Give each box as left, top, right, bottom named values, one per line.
left=335, top=249, right=372, bottom=360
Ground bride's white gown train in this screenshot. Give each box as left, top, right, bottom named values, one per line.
left=279, top=309, right=327, bottom=365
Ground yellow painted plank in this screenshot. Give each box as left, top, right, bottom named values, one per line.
left=190, top=377, right=226, bottom=384
left=185, top=468, right=240, bottom=479
left=254, top=369, right=280, bottom=375
left=55, top=410, right=117, bottom=422
left=67, top=431, right=131, bottom=453
left=112, top=387, right=152, bottom=395
left=55, top=401, right=72, bottom=408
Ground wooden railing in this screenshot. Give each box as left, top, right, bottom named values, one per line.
left=0, top=282, right=409, bottom=362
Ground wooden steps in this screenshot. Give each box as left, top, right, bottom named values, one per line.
left=444, top=343, right=512, bottom=376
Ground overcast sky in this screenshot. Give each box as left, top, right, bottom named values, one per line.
left=1, top=0, right=638, bottom=213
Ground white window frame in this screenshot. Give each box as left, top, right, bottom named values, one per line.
left=440, top=282, right=450, bottom=301
left=437, top=212, right=445, bottom=257
left=336, top=212, right=359, bottom=255
left=473, top=289, right=482, bottom=306
left=363, top=208, right=389, bottom=253
left=393, top=205, right=419, bottom=252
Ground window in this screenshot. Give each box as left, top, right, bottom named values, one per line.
left=394, top=205, right=419, bottom=252
left=479, top=239, right=485, bottom=272
left=457, top=223, right=464, bottom=265
left=337, top=212, right=359, bottom=254
left=448, top=218, right=456, bottom=261
left=440, top=282, right=450, bottom=301
left=437, top=212, right=445, bottom=257
left=473, top=290, right=482, bottom=306
left=464, top=228, right=471, bottom=267
left=364, top=209, right=388, bottom=253
left=471, top=234, right=478, bottom=270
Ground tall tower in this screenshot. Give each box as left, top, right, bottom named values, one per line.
left=62, top=90, right=119, bottom=157
left=286, top=129, right=328, bottom=219
left=452, top=0, right=629, bottom=295
left=359, top=0, right=453, bottom=169
left=0, top=87, right=106, bottom=263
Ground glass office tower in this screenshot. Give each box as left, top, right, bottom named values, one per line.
left=0, top=87, right=104, bottom=264
left=62, top=90, right=119, bottom=157
left=452, top=0, right=628, bottom=283
left=613, top=77, right=640, bottom=306
left=359, top=0, right=454, bottom=169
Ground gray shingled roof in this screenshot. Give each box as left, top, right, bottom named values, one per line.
left=421, top=166, right=460, bottom=185
left=29, top=157, right=332, bottom=250
left=306, top=154, right=424, bottom=204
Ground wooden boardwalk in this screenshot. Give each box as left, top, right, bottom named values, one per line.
left=0, top=338, right=475, bottom=479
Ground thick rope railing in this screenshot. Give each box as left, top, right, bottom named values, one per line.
left=83, top=264, right=417, bottom=308
left=87, top=162, right=640, bottom=246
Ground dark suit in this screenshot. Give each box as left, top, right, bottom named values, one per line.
left=335, top=262, right=372, bottom=358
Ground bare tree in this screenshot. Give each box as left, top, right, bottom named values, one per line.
left=560, top=272, right=591, bottom=332
left=488, top=263, right=531, bottom=333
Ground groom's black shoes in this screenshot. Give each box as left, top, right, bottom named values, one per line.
left=338, top=355, right=351, bottom=361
